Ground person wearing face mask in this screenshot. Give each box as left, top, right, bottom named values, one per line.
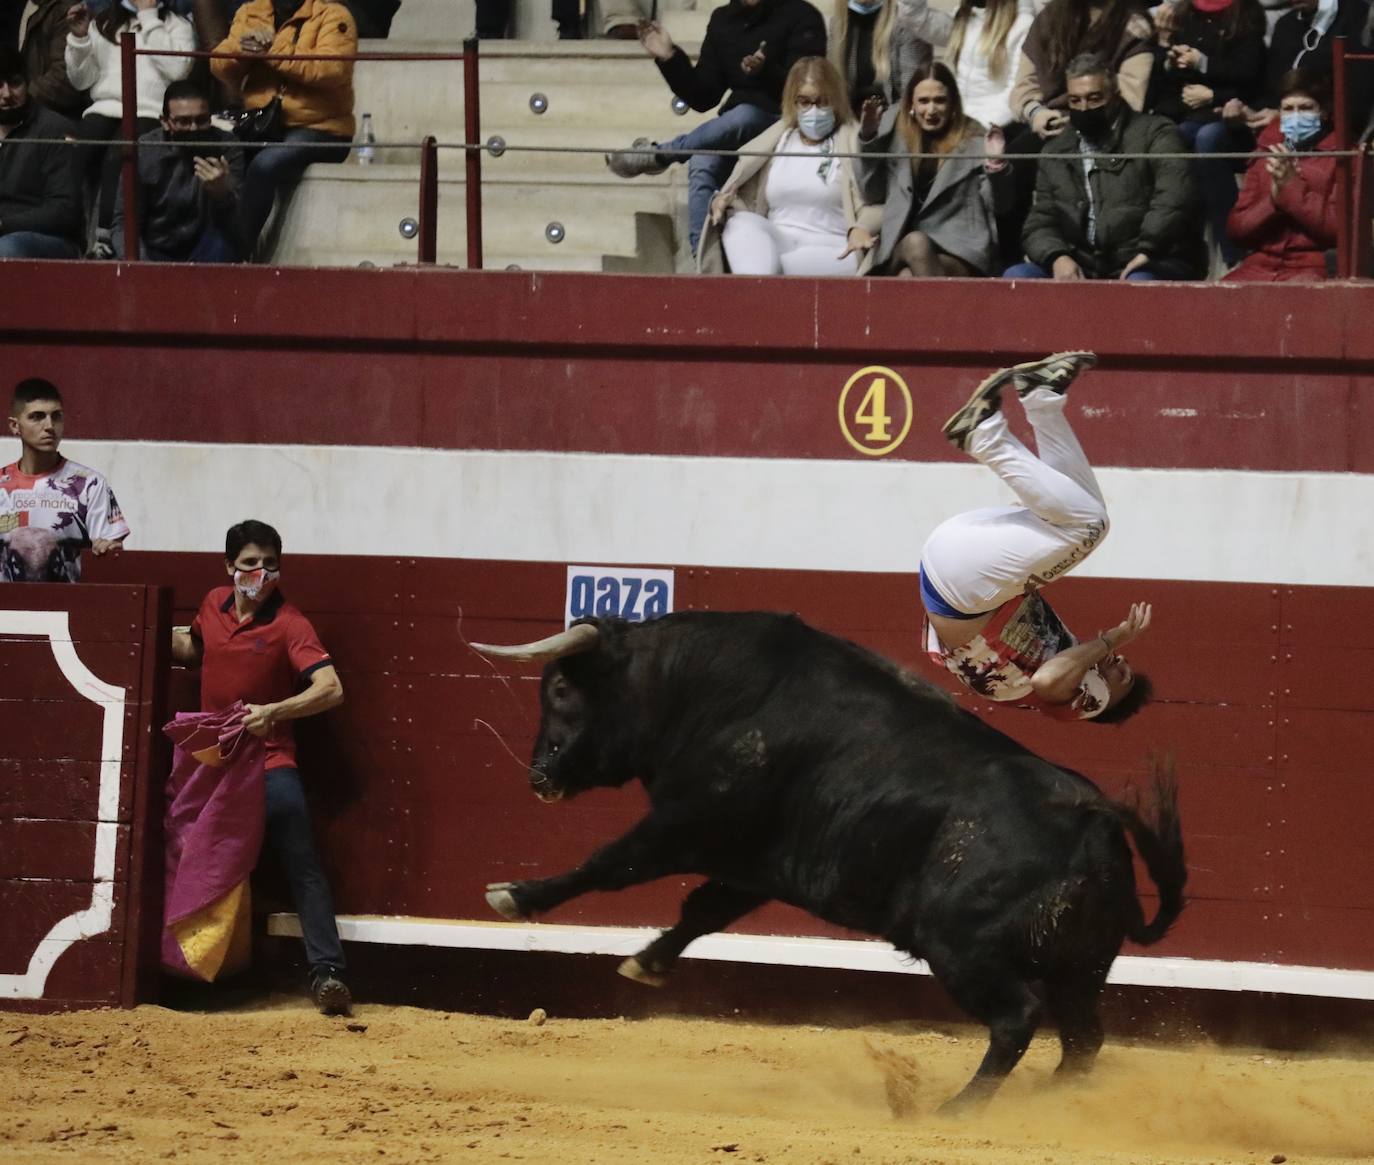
left=0, top=47, right=83, bottom=257
left=828, top=0, right=945, bottom=114
left=111, top=80, right=248, bottom=261
left=171, top=519, right=352, bottom=1017
left=1224, top=68, right=1341, bottom=281
left=698, top=56, right=882, bottom=273
left=66, top=0, right=196, bottom=259
left=858, top=60, right=1013, bottom=275
left=1009, top=51, right=1205, bottom=279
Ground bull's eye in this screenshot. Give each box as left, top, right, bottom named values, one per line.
left=549, top=743, right=560, bottom=754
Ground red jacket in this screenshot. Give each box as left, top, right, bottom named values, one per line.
left=1224, top=121, right=1340, bottom=282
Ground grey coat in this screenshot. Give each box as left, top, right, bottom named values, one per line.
left=857, top=104, right=1012, bottom=275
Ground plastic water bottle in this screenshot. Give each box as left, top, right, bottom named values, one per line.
left=357, top=113, right=376, bottom=166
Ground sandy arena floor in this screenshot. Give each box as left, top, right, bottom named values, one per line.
left=2, top=1000, right=1372, bottom=1164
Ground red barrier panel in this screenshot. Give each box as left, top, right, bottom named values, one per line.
left=0, top=584, right=170, bottom=1012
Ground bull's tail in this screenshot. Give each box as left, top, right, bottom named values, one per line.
left=1112, top=756, right=1187, bottom=945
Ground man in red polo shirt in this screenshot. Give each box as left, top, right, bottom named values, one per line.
left=171, top=518, right=351, bottom=1015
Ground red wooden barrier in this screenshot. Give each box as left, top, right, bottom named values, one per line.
left=0, top=584, right=170, bottom=1012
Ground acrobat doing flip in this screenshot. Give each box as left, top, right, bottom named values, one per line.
left=920, top=351, right=1151, bottom=722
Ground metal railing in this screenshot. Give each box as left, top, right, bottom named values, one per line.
left=95, top=32, right=1374, bottom=277
left=118, top=33, right=482, bottom=266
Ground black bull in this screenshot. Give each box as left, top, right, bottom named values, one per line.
left=474, top=612, right=1186, bottom=1110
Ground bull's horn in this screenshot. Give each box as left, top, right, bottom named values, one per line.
left=469, top=621, right=600, bottom=662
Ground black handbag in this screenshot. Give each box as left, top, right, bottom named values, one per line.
left=232, top=93, right=285, bottom=144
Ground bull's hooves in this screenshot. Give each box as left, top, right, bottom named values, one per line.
left=617, top=956, right=669, bottom=988
left=485, top=882, right=527, bottom=921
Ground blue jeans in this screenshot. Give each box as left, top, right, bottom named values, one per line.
left=1176, top=119, right=1252, bottom=267
left=0, top=232, right=81, bottom=259
left=264, top=766, right=345, bottom=975
left=658, top=102, right=777, bottom=254
left=1004, top=260, right=1162, bottom=281
left=146, top=226, right=244, bottom=264
left=241, top=128, right=352, bottom=248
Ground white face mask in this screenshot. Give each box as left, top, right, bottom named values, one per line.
left=797, top=105, right=836, bottom=141
left=233, top=567, right=280, bottom=602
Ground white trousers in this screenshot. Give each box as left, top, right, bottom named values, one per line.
left=920, top=387, right=1110, bottom=615
left=721, top=211, right=858, bottom=277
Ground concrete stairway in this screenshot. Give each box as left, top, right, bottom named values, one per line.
left=274, top=0, right=721, bottom=271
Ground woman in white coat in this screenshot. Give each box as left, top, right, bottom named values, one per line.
left=66, top=0, right=194, bottom=256
left=945, top=0, right=1035, bottom=129
left=697, top=56, right=883, bottom=276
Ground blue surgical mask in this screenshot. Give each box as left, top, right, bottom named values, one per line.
left=1280, top=109, right=1324, bottom=146
left=848, top=0, right=884, bottom=12
left=797, top=105, right=836, bottom=141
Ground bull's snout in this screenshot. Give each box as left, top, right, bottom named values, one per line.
left=528, top=757, right=565, bottom=803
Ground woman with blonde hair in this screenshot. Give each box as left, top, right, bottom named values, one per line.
left=945, top=0, right=1035, bottom=128
left=829, top=0, right=946, bottom=112
left=698, top=56, right=883, bottom=276
left=858, top=61, right=1013, bottom=275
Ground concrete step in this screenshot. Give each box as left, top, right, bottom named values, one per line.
left=272, top=164, right=681, bottom=263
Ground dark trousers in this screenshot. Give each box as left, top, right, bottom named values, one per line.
left=264, top=766, right=345, bottom=974
left=241, top=127, right=352, bottom=249
left=74, top=113, right=160, bottom=234
left=1176, top=118, right=1252, bottom=267
left=476, top=0, right=582, bottom=37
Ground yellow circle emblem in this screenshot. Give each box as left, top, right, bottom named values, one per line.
left=838, top=366, right=913, bottom=457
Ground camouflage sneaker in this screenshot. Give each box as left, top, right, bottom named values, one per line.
left=310, top=970, right=353, bottom=1017
left=942, top=365, right=1017, bottom=452
left=1010, top=350, right=1098, bottom=398
left=605, top=138, right=668, bottom=178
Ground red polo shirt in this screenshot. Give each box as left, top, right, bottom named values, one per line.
left=190, top=586, right=333, bottom=771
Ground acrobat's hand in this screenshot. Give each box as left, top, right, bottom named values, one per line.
left=1106, top=602, right=1152, bottom=650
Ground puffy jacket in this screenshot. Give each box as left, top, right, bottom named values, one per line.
left=1223, top=121, right=1339, bottom=282
left=1022, top=105, right=1205, bottom=278
left=212, top=0, right=358, bottom=139
left=65, top=8, right=195, bottom=121
left=657, top=0, right=826, bottom=116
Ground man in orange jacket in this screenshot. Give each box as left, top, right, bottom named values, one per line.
left=212, top=0, right=357, bottom=251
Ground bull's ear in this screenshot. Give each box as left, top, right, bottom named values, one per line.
left=469, top=621, right=600, bottom=663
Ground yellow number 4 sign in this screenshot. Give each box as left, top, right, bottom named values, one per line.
left=838, top=365, right=913, bottom=457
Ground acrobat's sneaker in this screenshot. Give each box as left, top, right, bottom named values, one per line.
left=605, top=138, right=668, bottom=178
left=942, top=365, right=1017, bottom=451
left=1011, top=350, right=1097, bottom=398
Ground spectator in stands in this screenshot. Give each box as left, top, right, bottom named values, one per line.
left=698, top=55, right=881, bottom=273
left=1001, top=0, right=1153, bottom=260
left=1150, top=0, right=1266, bottom=267
left=828, top=0, right=947, bottom=114
left=170, top=519, right=352, bottom=1016
left=112, top=79, right=248, bottom=261
left=67, top=0, right=195, bottom=259
left=1008, top=51, right=1205, bottom=278
left=2, top=378, right=129, bottom=582
left=859, top=60, right=1013, bottom=274
left=1221, top=0, right=1371, bottom=133
left=212, top=0, right=356, bottom=254
left=945, top=0, right=1035, bottom=129
left=0, top=47, right=83, bottom=258
left=20, top=0, right=89, bottom=119
left=604, top=0, right=827, bottom=254
left=1224, top=67, right=1340, bottom=280
left=476, top=0, right=582, bottom=39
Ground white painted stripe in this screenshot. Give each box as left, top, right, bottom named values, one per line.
left=61, top=440, right=1374, bottom=588
left=267, top=914, right=1374, bottom=1002
left=0, top=610, right=127, bottom=1000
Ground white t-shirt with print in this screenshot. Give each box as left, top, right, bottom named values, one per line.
left=0, top=457, right=131, bottom=581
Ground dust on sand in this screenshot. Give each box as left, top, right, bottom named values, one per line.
left=2, top=1001, right=1372, bottom=1164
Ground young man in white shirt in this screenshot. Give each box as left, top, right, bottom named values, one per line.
left=1, top=378, right=130, bottom=581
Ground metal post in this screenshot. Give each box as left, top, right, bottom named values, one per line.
left=1334, top=36, right=1351, bottom=277
left=119, top=31, right=140, bottom=261
left=463, top=36, right=483, bottom=270
left=418, top=135, right=439, bottom=264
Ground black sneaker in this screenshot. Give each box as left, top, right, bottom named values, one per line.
left=310, top=970, right=352, bottom=1017
left=942, top=365, right=1017, bottom=451
left=1011, top=350, right=1097, bottom=398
